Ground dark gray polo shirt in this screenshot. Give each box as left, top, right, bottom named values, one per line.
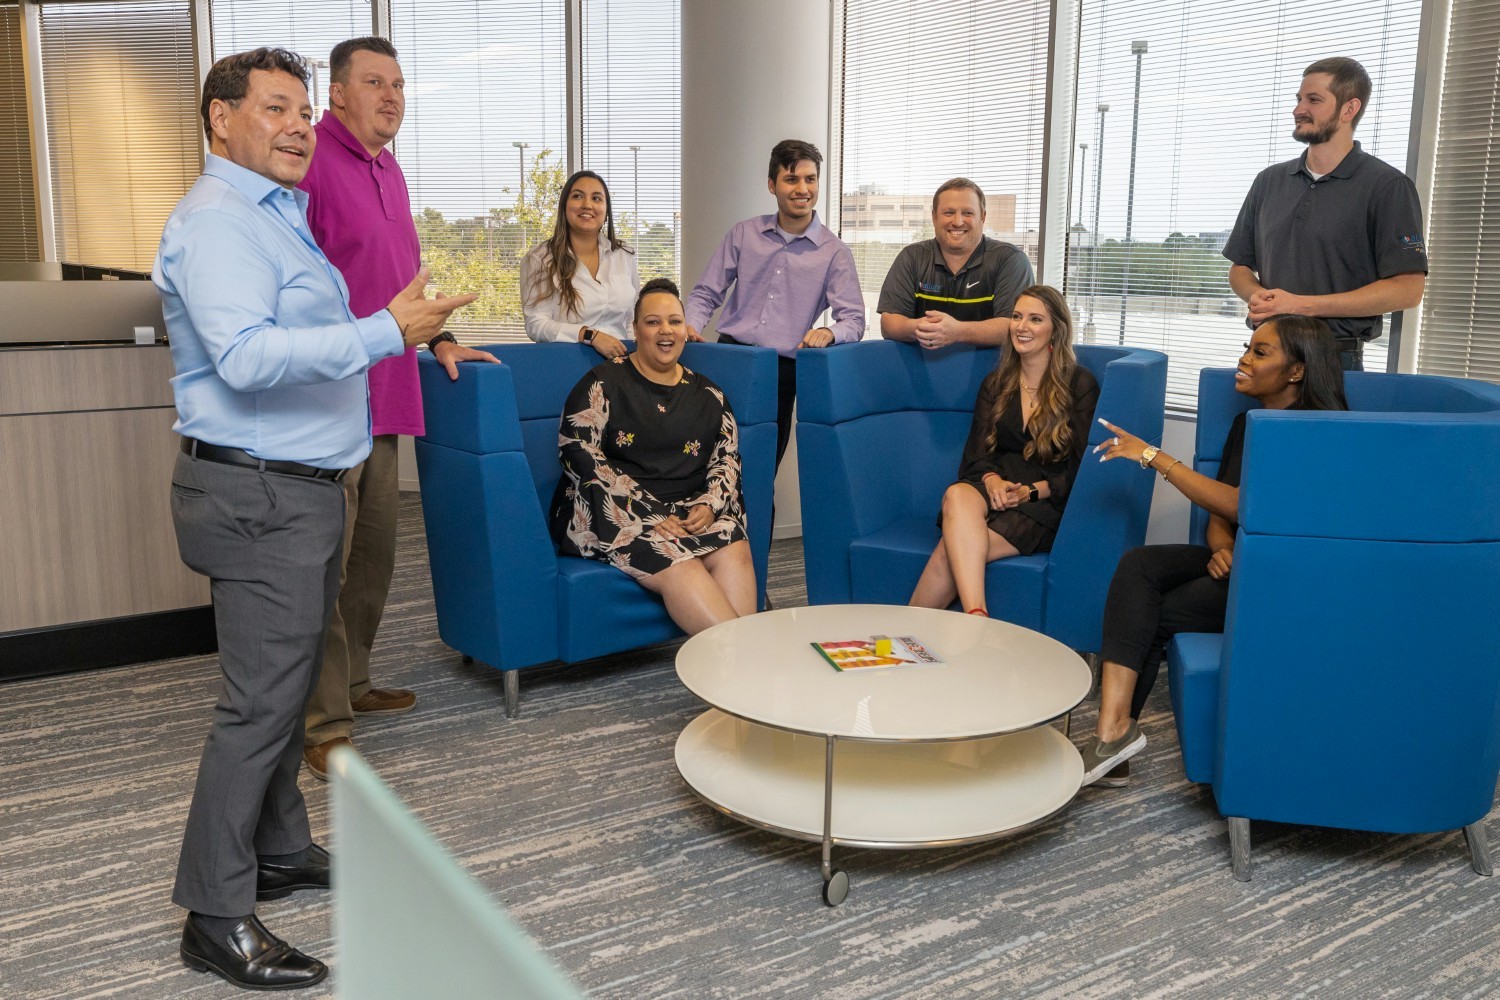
left=877, top=236, right=1034, bottom=325
left=1223, top=141, right=1428, bottom=342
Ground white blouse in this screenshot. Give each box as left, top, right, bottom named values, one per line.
left=520, top=237, right=640, bottom=343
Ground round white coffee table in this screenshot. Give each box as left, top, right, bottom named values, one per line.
left=674, top=604, right=1090, bottom=905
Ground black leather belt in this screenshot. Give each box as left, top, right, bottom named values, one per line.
left=181, top=438, right=347, bottom=481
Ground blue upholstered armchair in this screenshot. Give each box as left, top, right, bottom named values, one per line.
left=796, top=340, right=1167, bottom=654
left=1169, top=368, right=1500, bottom=879
left=414, top=342, right=779, bottom=716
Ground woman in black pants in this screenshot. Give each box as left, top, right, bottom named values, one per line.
left=1080, top=314, right=1348, bottom=787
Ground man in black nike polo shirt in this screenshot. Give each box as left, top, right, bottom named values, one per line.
left=878, top=177, right=1034, bottom=350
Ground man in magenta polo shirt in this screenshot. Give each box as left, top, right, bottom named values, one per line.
left=297, top=36, right=497, bottom=779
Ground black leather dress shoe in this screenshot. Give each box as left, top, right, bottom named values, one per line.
left=180, top=913, right=327, bottom=990
left=256, top=843, right=331, bottom=901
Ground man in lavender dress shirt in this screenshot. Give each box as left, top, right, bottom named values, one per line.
left=686, top=139, right=866, bottom=471
left=297, top=37, right=497, bottom=779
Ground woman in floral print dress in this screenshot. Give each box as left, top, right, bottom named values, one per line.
left=550, top=278, right=756, bottom=634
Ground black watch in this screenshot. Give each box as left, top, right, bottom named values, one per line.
left=1026, top=484, right=1039, bottom=503
left=427, top=331, right=457, bottom=353
left=580, top=327, right=596, bottom=344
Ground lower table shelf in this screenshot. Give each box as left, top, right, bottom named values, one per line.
left=675, top=708, right=1083, bottom=848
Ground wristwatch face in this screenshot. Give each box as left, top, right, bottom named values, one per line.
left=1140, top=445, right=1158, bottom=469
left=582, top=327, right=595, bottom=343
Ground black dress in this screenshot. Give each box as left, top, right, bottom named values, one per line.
left=948, top=365, right=1100, bottom=555
left=550, top=356, right=747, bottom=580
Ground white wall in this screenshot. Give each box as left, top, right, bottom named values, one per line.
left=681, top=0, right=833, bottom=538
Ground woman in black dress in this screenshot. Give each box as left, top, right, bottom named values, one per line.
left=1078, top=315, right=1348, bottom=787
left=909, top=285, right=1100, bottom=615
left=551, top=278, right=756, bottom=635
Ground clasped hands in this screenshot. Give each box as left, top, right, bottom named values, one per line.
left=981, top=473, right=1030, bottom=511
left=914, top=311, right=959, bottom=350
left=654, top=504, right=714, bottom=539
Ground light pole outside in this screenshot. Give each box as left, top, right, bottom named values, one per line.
left=513, top=141, right=530, bottom=249
left=628, top=145, right=642, bottom=232
left=1088, top=103, right=1109, bottom=334
left=1118, top=40, right=1147, bottom=346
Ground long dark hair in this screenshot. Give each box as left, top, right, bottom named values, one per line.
left=985, top=284, right=1079, bottom=463
left=524, top=170, right=632, bottom=319
left=1266, top=315, right=1349, bottom=411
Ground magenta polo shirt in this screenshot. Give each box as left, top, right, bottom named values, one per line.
left=299, top=111, right=424, bottom=437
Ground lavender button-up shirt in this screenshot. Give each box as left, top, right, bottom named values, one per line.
left=685, top=213, right=865, bottom=358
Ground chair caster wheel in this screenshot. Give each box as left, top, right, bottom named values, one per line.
left=822, top=869, right=849, bottom=907
left=462, top=655, right=474, bottom=664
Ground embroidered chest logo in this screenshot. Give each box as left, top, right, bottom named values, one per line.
left=918, top=281, right=943, bottom=293
left=683, top=440, right=701, bottom=457
left=616, top=431, right=635, bottom=447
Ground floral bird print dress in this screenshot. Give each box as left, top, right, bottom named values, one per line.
left=550, top=357, right=747, bottom=580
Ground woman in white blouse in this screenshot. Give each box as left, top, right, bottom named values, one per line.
left=521, top=170, right=639, bottom=359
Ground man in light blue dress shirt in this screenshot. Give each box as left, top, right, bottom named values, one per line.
left=154, top=47, right=471, bottom=991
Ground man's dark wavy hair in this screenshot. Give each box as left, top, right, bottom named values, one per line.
left=767, top=139, right=821, bottom=181
left=201, top=48, right=311, bottom=140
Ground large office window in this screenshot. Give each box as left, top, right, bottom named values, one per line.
left=839, top=0, right=1052, bottom=323
left=210, top=0, right=374, bottom=112
left=1066, top=0, right=1422, bottom=410
left=0, top=2, right=39, bottom=263
left=39, top=1, right=200, bottom=273
left=1416, top=0, right=1500, bottom=382
left=579, top=0, right=682, bottom=288
left=391, top=0, right=569, bottom=342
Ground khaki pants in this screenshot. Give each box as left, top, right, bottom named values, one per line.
left=304, top=434, right=400, bottom=747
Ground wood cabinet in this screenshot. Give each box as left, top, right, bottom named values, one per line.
left=0, top=344, right=208, bottom=635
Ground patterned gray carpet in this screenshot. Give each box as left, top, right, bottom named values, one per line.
left=2, top=495, right=1497, bottom=999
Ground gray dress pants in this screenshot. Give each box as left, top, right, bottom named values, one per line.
left=168, top=451, right=346, bottom=916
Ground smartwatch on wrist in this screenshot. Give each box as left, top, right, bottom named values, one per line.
left=581, top=327, right=596, bottom=344
left=427, top=330, right=457, bottom=353
left=1026, top=484, right=1039, bottom=503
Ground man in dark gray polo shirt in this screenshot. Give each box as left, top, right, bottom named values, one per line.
left=878, top=177, right=1034, bottom=350
left=1224, top=56, right=1427, bottom=370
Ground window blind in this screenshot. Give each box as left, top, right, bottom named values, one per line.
left=0, top=2, right=40, bottom=262
left=39, top=0, right=200, bottom=273
left=840, top=0, right=1051, bottom=327
left=1415, top=0, right=1500, bottom=383
left=390, top=0, right=568, bottom=343
left=1067, top=0, right=1421, bottom=411
left=210, top=0, right=374, bottom=114
left=579, top=0, right=681, bottom=289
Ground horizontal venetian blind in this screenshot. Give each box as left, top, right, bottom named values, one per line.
left=1067, top=0, right=1421, bottom=411
left=840, top=0, right=1051, bottom=324
left=579, top=0, right=681, bottom=289
left=391, top=0, right=569, bottom=344
left=40, top=0, right=200, bottom=273
left=1415, top=0, right=1500, bottom=383
left=0, top=2, right=40, bottom=262
left=210, top=0, right=374, bottom=112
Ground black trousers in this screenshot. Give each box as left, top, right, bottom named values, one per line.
left=1099, top=544, right=1230, bottom=719
left=718, top=333, right=798, bottom=470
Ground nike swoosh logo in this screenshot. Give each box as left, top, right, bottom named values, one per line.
left=965, top=281, right=979, bottom=291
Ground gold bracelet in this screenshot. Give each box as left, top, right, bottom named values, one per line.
left=1161, top=459, right=1182, bottom=482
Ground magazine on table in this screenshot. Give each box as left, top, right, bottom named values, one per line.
left=810, top=635, right=945, bottom=671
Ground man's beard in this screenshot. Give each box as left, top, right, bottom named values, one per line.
left=1293, top=113, right=1341, bottom=146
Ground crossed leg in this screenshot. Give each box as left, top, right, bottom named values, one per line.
left=909, top=482, right=1020, bottom=613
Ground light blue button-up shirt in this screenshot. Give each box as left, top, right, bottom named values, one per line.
left=153, top=154, right=404, bottom=469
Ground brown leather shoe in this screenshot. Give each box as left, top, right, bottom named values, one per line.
left=351, top=687, right=416, bottom=716
left=303, top=737, right=353, bottom=782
